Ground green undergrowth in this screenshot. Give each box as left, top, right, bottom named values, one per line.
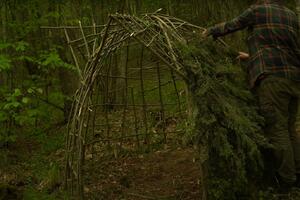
left=25, top=131, right=66, bottom=200
left=178, top=37, right=271, bottom=199
left=1, top=127, right=66, bottom=200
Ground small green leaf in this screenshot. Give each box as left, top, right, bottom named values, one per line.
left=6, top=135, right=17, bottom=143
left=15, top=41, right=29, bottom=52
left=27, top=88, right=34, bottom=94
left=39, top=50, right=74, bottom=70
left=0, top=42, right=12, bottom=50
left=3, top=103, right=10, bottom=110
left=17, top=55, right=35, bottom=63
left=0, top=112, right=8, bottom=122
left=40, top=51, right=62, bottom=67
left=37, top=88, right=43, bottom=94
left=13, top=89, right=22, bottom=97
left=27, top=87, right=42, bottom=94
left=22, top=97, right=30, bottom=104
left=12, top=102, right=21, bottom=108
left=0, top=55, right=11, bottom=71
left=27, top=109, right=39, bottom=117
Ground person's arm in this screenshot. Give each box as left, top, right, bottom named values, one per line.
left=207, top=7, right=255, bottom=38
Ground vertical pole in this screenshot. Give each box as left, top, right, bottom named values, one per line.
left=124, top=44, right=129, bottom=104
left=131, top=88, right=140, bottom=147
left=156, top=62, right=166, bottom=143
left=111, top=53, right=118, bottom=108
left=170, top=69, right=182, bottom=114
left=64, top=28, right=82, bottom=79
left=121, top=45, right=129, bottom=145
left=79, top=20, right=91, bottom=58
left=92, top=77, right=101, bottom=138
left=92, top=22, right=97, bottom=56
left=297, top=0, right=300, bottom=21
left=105, top=56, right=112, bottom=147
left=139, top=47, right=149, bottom=146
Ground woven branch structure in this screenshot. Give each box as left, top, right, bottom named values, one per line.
left=59, top=13, right=218, bottom=199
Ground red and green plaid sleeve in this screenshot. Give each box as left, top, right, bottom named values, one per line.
left=208, top=7, right=255, bottom=38
left=207, top=3, right=300, bottom=88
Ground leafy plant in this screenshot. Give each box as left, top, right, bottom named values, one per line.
left=0, top=55, right=11, bottom=72
left=38, top=49, right=75, bottom=72
left=178, top=38, right=270, bottom=199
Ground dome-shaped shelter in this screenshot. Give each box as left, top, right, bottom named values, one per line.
left=63, top=13, right=204, bottom=199
left=57, top=11, right=265, bottom=200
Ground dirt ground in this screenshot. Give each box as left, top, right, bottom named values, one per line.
left=4, top=137, right=300, bottom=200
left=84, top=147, right=201, bottom=200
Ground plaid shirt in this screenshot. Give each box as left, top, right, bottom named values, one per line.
left=208, top=2, right=300, bottom=88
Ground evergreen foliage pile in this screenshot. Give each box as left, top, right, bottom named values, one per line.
left=178, top=37, right=270, bottom=199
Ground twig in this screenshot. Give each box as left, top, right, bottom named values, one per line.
left=127, top=193, right=157, bottom=200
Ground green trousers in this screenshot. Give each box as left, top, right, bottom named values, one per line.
left=256, top=76, right=300, bottom=183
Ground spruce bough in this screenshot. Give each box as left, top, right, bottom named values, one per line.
left=179, top=38, right=270, bottom=199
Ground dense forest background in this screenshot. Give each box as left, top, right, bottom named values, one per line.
left=0, top=0, right=298, bottom=199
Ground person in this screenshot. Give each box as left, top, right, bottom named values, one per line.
left=203, top=0, right=300, bottom=190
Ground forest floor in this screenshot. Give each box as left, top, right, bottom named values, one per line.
left=1, top=124, right=202, bottom=200
left=84, top=146, right=201, bottom=200
left=3, top=126, right=300, bottom=200
left=1, top=125, right=66, bottom=200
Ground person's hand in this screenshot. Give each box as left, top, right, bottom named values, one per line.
left=236, top=52, right=250, bottom=61
left=201, top=29, right=209, bottom=37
